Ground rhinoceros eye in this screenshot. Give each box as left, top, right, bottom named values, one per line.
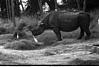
left=39, top=23, right=45, bottom=27
left=40, top=23, right=44, bottom=25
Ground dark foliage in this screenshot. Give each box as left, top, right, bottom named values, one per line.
left=0, top=0, right=21, bottom=18
left=86, top=0, right=99, bottom=11
left=0, top=0, right=8, bottom=18
left=42, top=0, right=56, bottom=11
left=25, top=0, right=40, bottom=15
left=62, top=0, right=77, bottom=9
left=0, top=0, right=99, bottom=18
left=58, top=0, right=99, bottom=11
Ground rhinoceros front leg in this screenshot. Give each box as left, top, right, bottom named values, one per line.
left=53, top=28, right=62, bottom=41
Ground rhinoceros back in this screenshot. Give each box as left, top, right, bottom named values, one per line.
left=48, top=11, right=81, bottom=32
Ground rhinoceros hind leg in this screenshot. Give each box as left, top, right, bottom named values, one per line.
left=85, top=30, right=91, bottom=40
left=77, top=27, right=84, bottom=40
left=84, top=27, right=91, bottom=40
left=53, top=28, right=62, bottom=41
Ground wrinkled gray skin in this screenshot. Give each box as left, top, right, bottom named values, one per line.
left=27, top=11, right=91, bottom=41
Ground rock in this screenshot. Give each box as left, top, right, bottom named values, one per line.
left=90, top=46, right=99, bottom=54
left=68, top=58, right=99, bottom=65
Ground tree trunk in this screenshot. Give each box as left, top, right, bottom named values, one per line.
left=49, top=0, right=56, bottom=11
left=76, top=0, right=80, bottom=10
left=38, top=0, right=43, bottom=13
left=83, top=0, right=86, bottom=11
left=14, top=0, right=21, bottom=17
left=54, top=0, right=58, bottom=11
left=20, top=0, right=25, bottom=11
left=11, top=0, right=16, bottom=27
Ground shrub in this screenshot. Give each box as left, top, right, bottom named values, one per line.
left=0, top=34, right=13, bottom=40
left=4, top=39, right=42, bottom=50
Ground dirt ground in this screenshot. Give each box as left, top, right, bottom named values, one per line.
left=0, top=32, right=99, bottom=65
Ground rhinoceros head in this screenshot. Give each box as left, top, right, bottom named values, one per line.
left=26, top=14, right=50, bottom=36
left=26, top=22, right=46, bottom=36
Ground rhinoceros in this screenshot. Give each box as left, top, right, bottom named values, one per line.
left=27, top=11, right=91, bottom=41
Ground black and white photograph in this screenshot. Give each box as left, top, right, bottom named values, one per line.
left=0, top=0, right=99, bottom=66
